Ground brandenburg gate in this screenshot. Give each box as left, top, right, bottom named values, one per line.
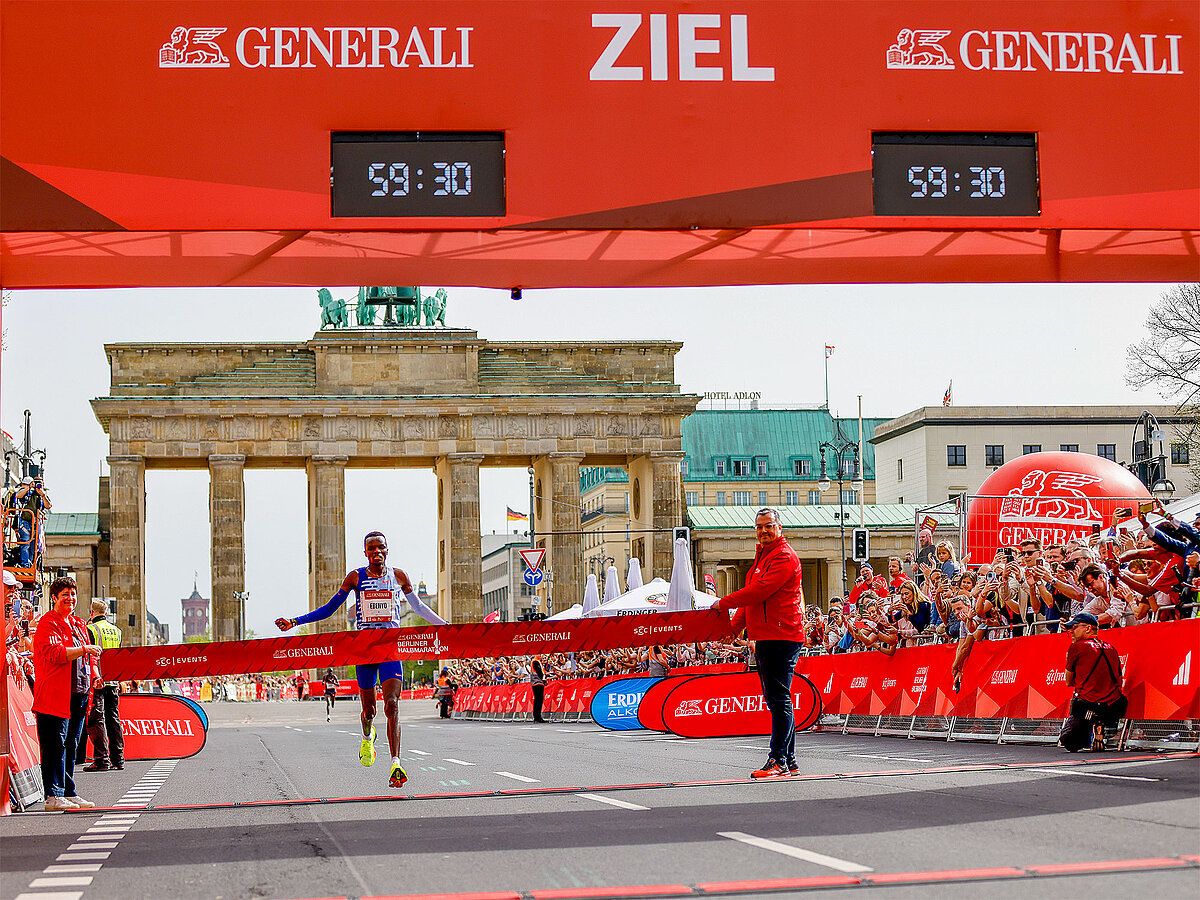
left=91, top=300, right=697, bottom=645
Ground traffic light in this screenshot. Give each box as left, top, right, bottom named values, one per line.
left=851, top=528, right=869, bottom=562
left=673, top=526, right=690, bottom=551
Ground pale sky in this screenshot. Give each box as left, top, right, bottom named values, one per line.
left=0, top=283, right=1177, bottom=639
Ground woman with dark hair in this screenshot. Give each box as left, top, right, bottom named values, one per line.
left=529, top=656, right=547, bottom=723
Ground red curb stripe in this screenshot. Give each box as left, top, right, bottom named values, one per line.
left=695, top=875, right=861, bottom=891
left=366, top=893, right=522, bottom=900
left=1024, top=857, right=1189, bottom=874
left=864, top=866, right=1026, bottom=884
left=1179, top=855, right=1200, bottom=863
left=529, top=886, right=692, bottom=899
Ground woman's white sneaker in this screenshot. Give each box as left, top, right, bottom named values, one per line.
left=44, top=796, right=79, bottom=811
left=66, top=795, right=96, bottom=809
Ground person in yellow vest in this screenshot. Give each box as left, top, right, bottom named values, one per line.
left=83, top=599, right=124, bottom=771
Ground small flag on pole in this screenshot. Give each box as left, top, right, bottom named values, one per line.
left=825, top=344, right=835, bottom=358
left=506, top=506, right=529, bottom=522
left=942, top=380, right=953, bottom=407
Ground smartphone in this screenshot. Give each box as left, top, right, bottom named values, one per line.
left=1138, top=500, right=1156, bottom=515
left=1001, top=547, right=1015, bottom=561
left=1114, top=507, right=1133, bottom=518
left=1091, top=524, right=1102, bottom=535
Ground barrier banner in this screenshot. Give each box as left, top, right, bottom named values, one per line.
left=659, top=673, right=822, bottom=738
left=638, top=676, right=702, bottom=732
left=116, top=694, right=207, bottom=761
left=592, top=677, right=661, bottom=731
left=6, top=657, right=41, bottom=787
left=100, top=610, right=734, bottom=681
left=798, top=618, right=1199, bottom=721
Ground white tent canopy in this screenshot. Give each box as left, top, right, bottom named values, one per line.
left=545, top=603, right=584, bottom=621
left=583, top=578, right=718, bottom=617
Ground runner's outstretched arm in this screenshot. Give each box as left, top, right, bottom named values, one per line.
left=276, top=572, right=357, bottom=630
left=404, top=590, right=448, bottom=625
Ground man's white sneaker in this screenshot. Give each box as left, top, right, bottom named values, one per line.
left=44, top=796, right=79, bottom=811
left=66, top=795, right=96, bottom=809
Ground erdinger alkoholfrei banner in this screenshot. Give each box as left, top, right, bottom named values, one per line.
left=100, top=609, right=734, bottom=681
left=799, top=618, right=1198, bottom=722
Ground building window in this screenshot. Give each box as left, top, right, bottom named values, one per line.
left=680, top=459, right=689, bottom=476
left=785, top=490, right=799, bottom=505
left=685, top=491, right=698, bottom=506
left=808, top=490, right=821, bottom=505
left=1023, top=444, right=1041, bottom=455
left=947, top=445, right=967, bottom=467
left=985, top=445, right=1004, bottom=467
left=732, top=491, right=752, bottom=505
left=732, top=459, right=750, bottom=476
left=716, top=492, right=727, bottom=506
left=1060, top=444, right=1079, bottom=453
left=839, top=458, right=856, bottom=477
left=756, top=458, right=768, bottom=476
left=714, top=460, right=725, bottom=476
left=758, top=490, right=768, bottom=506
left=1097, top=443, right=1116, bottom=462
left=840, top=489, right=858, bottom=505
left=793, top=459, right=811, bottom=477
left=1172, top=443, right=1189, bottom=465
left=896, top=459, right=903, bottom=481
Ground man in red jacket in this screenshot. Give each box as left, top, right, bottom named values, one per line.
left=716, top=508, right=806, bottom=778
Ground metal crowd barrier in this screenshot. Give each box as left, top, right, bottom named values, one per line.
left=815, top=713, right=1199, bottom=751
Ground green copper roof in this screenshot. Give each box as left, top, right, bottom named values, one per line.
left=44, top=512, right=101, bottom=535
left=687, top=504, right=958, bottom=530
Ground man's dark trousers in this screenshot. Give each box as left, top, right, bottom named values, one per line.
left=87, top=685, right=124, bottom=768
left=754, top=640, right=803, bottom=764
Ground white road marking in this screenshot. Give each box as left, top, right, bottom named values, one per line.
left=15, top=893, right=84, bottom=900
left=1027, top=768, right=1161, bottom=782
left=67, top=843, right=119, bottom=851
left=577, top=793, right=649, bottom=811
left=494, top=771, right=540, bottom=783
left=74, top=834, right=123, bottom=842
left=408, top=749, right=431, bottom=756
left=718, top=832, right=874, bottom=874
left=29, top=877, right=94, bottom=887
left=848, top=754, right=930, bottom=763
left=43, top=866, right=103, bottom=874
left=56, top=852, right=110, bottom=861
left=443, top=758, right=475, bottom=766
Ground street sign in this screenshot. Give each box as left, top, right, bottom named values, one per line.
left=519, top=548, right=546, bottom=573
left=524, top=568, right=544, bottom=587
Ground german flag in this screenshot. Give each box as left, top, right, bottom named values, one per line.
left=506, top=506, right=529, bottom=522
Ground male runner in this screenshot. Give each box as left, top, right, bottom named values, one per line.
left=276, top=531, right=446, bottom=788
left=322, top=668, right=339, bottom=721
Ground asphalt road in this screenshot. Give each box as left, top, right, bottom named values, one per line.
left=3, top=699, right=1197, bottom=900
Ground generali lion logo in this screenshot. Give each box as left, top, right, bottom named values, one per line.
left=886, top=29, right=955, bottom=69
left=674, top=699, right=703, bottom=717
left=159, top=27, right=230, bottom=67
left=998, top=470, right=1103, bottom=526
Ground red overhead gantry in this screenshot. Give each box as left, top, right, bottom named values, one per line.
left=0, top=0, right=1197, bottom=287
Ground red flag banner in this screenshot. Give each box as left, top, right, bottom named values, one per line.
left=798, top=618, right=1198, bottom=722
left=100, top=610, right=735, bottom=681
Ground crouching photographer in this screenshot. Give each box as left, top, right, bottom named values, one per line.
left=1059, top=612, right=1127, bottom=752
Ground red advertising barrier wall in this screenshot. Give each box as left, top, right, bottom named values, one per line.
left=6, top=658, right=40, bottom=776
left=101, top=610, right=734, bottom=681
left=118, top=694, right=207, bottom=761
left=798, top=619, right=1198, bottom=721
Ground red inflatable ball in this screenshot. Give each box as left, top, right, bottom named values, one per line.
left=965, top=451, right=1150, bottom=563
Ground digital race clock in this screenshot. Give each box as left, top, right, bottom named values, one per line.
left=331, top=131, right=505, bottom=218
left=871, top=132, right=1039, bottom=217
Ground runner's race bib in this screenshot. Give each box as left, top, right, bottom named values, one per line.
left=361, top=590, right=393, bottom=623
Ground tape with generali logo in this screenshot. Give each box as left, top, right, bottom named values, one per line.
left=102, top=610, right=734, bottom=681
left=659, top=672, right=822, bottom=739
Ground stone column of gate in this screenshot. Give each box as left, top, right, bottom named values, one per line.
left=649, top=451, right=686, bottom=586
left=107, top=455, right=146, bottom=647
left=208, top=454, right=246, bottom=642
left=434, top=454, right=484, bottom=623
left=307, top=456, right=347, bottom=635
left=549, top=453, right=585, bottom=617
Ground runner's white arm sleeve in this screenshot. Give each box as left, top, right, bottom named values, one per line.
left=404, top=590, right=448, bottom=626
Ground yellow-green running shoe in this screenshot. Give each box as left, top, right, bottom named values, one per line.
left=389, top=760, right=408, bottom=788
left=359, top=726, right=377, bottom=767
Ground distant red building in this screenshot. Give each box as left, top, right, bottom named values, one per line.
left=181, top=581, right=210, bottom=640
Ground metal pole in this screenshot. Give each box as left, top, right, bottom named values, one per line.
left=857, top=394, right=865, bottom=527
left=22, top=409, right=31, bottom=478
left=528, top=466, right=535, bottom=549
left=838, top=464, right=847, bottom=597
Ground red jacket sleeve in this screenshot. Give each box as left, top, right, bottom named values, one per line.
left=718, top=553, right=794, bottom=610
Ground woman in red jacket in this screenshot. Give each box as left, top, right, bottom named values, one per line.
left=715, top=508, right=806, bottom=778
left=33, top=576, right=101, bottom=811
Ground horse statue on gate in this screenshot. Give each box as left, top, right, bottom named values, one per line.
left=318, top=288, right=348, bottom=328
left=422, top=288, right=449, bottom=326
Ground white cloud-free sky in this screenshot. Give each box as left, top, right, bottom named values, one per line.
left=0, top=283, right=1177, bottom=638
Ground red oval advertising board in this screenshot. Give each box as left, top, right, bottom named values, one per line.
left=660, top=672, right=821, bottom=739
left=637, top=675, right=701, bottom=732
left=965, top=451, right=1150, bottom=563
left=117, top=694, right=207, bottom=760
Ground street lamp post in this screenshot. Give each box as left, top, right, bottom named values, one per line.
left=817, top=427, right=861, bottom=599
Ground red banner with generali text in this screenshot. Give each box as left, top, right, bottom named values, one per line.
left=799, top=619, right=1198, bottom=721
left=100, top=610, right=735, bottom=681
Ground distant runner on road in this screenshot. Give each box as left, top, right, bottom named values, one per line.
left=322, top=667, right=339, bottom=722
left=276, top=531, right=447, bottom=788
